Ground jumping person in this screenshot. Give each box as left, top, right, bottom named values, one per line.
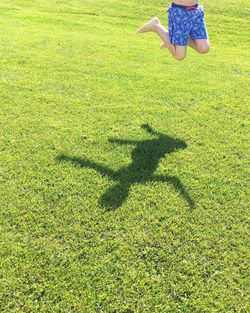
left=137, top=1, right=210, bottom=61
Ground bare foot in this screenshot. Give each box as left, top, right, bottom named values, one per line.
left=136, top=17, right=160, bottom=34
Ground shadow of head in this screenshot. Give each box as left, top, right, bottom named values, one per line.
left=141, top=123, right=154, bottom=134
left=141, top=123, right=187, bottom=150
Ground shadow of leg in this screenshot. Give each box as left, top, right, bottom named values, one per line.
left=100, top=183, right=130, bottom=210
left=153, top=175, right=196, bottom=209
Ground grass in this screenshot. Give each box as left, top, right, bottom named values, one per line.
left=0, top=0, right=249, bottom=312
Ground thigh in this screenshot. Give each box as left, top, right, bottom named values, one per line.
left=168, top=6, right=190, bottom=46
left=190, top=5, right=209, bottom=41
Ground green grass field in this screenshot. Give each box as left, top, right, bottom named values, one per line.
left=0, top=0, right=249, bottom=312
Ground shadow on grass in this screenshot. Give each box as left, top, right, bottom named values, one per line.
left=57, top=124, right=195, bottom=210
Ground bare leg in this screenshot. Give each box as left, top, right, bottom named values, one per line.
left=188, top=38, right=198, bottom=51
left=188, top=38, right=210, bottom=54
left=137, top=17, right=176, bottom=57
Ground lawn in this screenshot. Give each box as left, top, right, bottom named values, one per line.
left=0, top=0, right=249, bottom=312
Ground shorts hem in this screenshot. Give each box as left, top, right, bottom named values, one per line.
left=170, top=42, right=188, bottom=46
left=190, top=36, right=208, bottom=40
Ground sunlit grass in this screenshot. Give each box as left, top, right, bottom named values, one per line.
left=0, top=0, right=249, bottom=311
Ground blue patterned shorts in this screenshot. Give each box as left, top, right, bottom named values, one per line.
left=168, top=3, right=208, bottom=46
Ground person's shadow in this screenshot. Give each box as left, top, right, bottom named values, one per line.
left=57, top=124, right=195, bottom=210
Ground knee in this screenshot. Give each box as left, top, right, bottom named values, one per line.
left=198, top=45, right=210, bottom=54
left=174, top=53, right=186, bottom=61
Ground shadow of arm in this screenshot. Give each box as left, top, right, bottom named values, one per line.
left=56, top=154, right=115, bottom=178
left=153, top=175, right=196, bottom=209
